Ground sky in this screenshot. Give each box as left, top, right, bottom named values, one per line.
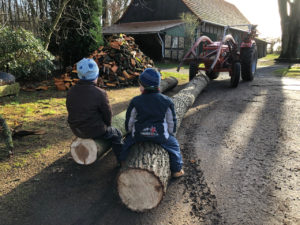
left=225, top=0, right=282, bottom=39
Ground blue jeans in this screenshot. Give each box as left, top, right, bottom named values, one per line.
left=94, top=126, right=123, bottom=161
left=120, top=134, right=183, bottom=172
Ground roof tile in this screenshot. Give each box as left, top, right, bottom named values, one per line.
left=182, top=0, right=250, bottom=27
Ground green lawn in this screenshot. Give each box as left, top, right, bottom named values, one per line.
left=274, top=66, right=300, bottom=78
left=257, top=54, right=280, bottom=67
left=161, top=71, right=189, bottom=84
left=155, top=61, right=189, bottom=70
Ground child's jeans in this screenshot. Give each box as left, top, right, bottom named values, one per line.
left=120, top=134, right=183, bottom=172
left=94, top=126, right=123, bottom=161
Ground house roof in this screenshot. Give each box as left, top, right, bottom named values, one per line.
left=104, top=0, right=252, bottom=35
left=102, top=20, right=184, bottom=35
left=182, top=0, right=250, bottom=28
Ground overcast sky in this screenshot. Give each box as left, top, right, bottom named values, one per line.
left=225, top=0, right=282, bottom=38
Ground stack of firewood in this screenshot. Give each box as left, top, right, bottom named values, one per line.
left=54, top=74, right=79, bottom=91
left=55, top=34, right=154, bottom=90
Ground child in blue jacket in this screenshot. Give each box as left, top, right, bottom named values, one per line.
left=120, top=68, right=184, bottom=178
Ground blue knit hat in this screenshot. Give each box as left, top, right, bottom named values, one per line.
left=139, top=68, right=161, bottom=87
left=76, top=58, right=99, bottom=81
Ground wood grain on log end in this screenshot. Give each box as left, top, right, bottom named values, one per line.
left=117, top=142, right=170, bottom=211
left=70, top=138, right=98, bottom=165
left=118, top=168, right=164, bottom=212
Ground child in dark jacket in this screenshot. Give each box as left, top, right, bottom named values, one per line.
left=120, top=68, right=184, bottom=177
left=66, top=58, right=123, bottom=160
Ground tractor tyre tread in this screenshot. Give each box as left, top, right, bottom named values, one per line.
left=240, top=46, right=257, bottom=81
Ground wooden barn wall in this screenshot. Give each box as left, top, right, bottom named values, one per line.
left=118, top=0, right=191, bottom=23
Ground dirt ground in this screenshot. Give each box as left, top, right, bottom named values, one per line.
left=1, top=64, right=300, bottom=225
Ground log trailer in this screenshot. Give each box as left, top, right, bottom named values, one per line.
left=177, top=24, right=258, bottom=87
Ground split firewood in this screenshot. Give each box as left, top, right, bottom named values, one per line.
left=122, top=70, right=130, bottom=79
left=35, top=86, right=48, bottom=91
left=111, top=65, right=118, bottom=73
left=56, top=34, right=154, bottom=90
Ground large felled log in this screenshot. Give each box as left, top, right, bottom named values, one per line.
left=70, top=77, right=178, bottom=165
left=117, top=74, right=210, bottom=212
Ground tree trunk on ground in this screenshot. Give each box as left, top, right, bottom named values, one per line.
left=278, top=0, right=300, bottom=60
left=70, top=77, right=178, bottom=165
left=0, top=115, right=14, bottom=155
left=118, top=142, right=170, bottom=211
left=117, top=74, right=210, bottom=212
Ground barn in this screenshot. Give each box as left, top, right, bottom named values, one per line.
left=102, top=0, right=268, bottom=61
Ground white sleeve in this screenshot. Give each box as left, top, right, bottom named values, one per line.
left=127, top=107, right=137, bottom=132
left=165, top=107, right=175, bottom=134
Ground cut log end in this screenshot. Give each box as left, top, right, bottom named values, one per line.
left=117, top=168, right=164, bottom=212
left=70, top=138, right=98, bottom=165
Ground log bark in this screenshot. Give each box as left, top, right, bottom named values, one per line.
left=118, top=142, right=170, bottom=211
left=0, top=114, right=13, bottom=155
left=0, top=83, right=20, bottom=97
left=70, top=77, right=178, bottom=165
left=117, top=74, right=210, bottom=212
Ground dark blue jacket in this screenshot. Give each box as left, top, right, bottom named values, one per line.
left=125, top=91, right=177, bottom=143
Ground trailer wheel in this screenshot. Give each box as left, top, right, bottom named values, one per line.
left=206, top=71, right=219, bottom=80
left=240, top=45, right=257, bottom=81
left=230, top=62, right=241, bottom=88
left=189, top=62, right=198, bottom=81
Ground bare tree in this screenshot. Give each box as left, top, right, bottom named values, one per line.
left=103, top=0, right=130, bottom=25
left=180, top=12, right=200, bottom=50
left=278, top=0, right=300, bottom=60
left=44, top=0, right=70, bottom=50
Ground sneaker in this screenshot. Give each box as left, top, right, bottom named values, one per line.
left=172, top=169, right=184, bottom=178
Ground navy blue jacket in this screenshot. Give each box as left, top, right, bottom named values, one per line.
left=125, top=91, right=177, bottom=143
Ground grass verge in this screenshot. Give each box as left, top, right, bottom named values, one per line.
left=257, top=54, right=279, bottom=67
left=274, top=66, right=300, bottom=78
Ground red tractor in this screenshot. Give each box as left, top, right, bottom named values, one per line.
left=177, top=25, right=258, bottom=87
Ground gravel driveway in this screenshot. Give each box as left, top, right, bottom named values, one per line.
left=177, top=65, right=300, bottom=224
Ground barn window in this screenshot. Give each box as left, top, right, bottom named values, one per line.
left=165, top=49, right=171, bottom=58
left=165, top=35, right=172, bottom=48
left=178, top=50, right=184, bottom=60
left=171, top=50, right=178, bottom=60
left=172, top=37, right=179, bottom=48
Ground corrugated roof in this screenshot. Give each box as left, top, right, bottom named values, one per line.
left=182, top=0, right=250, bottom=27
left=102, top=20, right=184, bottom=34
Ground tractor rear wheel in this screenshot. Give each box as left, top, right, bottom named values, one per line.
left=240, top=45, right=257, bottom=81
left=230, top=62, right=241, bottom=88
left=189, top=62, right=198, bottom=81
